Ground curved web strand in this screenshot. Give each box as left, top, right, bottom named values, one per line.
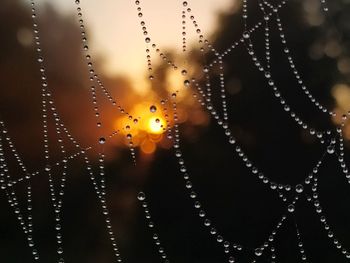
left=259, top=0, right=334, bottom=116
left=137, top=191, right=171, bottom=263
left=27, top=0, right=125, bottom=261
left=309, top=176, right=350, bottom=259
left=0, top=0, right=349, bottom=262
left=0, top=122, right=39, bottom=260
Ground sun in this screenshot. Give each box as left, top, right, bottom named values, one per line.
left=147, top=116, right=166, bottom=134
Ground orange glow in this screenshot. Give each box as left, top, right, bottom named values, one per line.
left=332, top=83, right=350, bottom=111
left=114, top=101, right=169, bottom=154
left=141, top=140, right=156, bottom=154
left=148, top=117, right=166, bottom=134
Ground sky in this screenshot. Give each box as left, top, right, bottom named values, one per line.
left=35, top=0, right=234, bottom=90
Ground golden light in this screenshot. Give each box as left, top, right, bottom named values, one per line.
left=140, top=139, right=156, bottom=154
left=331, top=83, right=350, bottom=140
left=166, top=69, right=189, bottom=100
left=148, top=116, right=165, bottom=134
left=331, top=84, right=350, bottom=111
left=113, top=101, right=169, bottom=154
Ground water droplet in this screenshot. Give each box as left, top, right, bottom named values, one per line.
left=183, top=1, right=188, bottom=7
left=137, top=192, right=146, bottom=201
left=327, top=145, right=335, bottom=154
left=181, top=69, right=187, bottom=75
left=203, top=66, right=209, bottom=73
left=184, top=80, right=191, bottom=87
left=216, top=235, right=223, bottom=243
left=288, top=204, right=295, bottom=213
left=255, top=248, right=263, bottom=256
left=296, top=184, right=304, bottom=193
left=243, top=31, right=250, bottom=39
left=99, top=137, right=106, bottom=144
left=145, top=37, right=151, bottom=43
left=229, top=137, right=236, bottom=144
left=150, top=105, right=157, bottom=113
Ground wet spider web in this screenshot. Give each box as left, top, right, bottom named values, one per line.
left=0, top=0, right=350, bottom=262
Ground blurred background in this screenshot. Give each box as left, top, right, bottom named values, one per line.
left=1, top=0, right=350, bottom=262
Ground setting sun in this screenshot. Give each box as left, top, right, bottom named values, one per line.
left=113, top=102, right=170, bottom=154
left=148, top=116, right=165, bottom=134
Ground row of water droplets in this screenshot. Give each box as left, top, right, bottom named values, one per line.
left=74, top=0, right=143, bottom=165
left=1, top=1, right=348, bottom=262
left=133, top=0, right=350, bottom=262
left=0, top=0, right=126, bottom=261
left=89, top=1, right=348, bottom=262
left=137, top=192, right=171, bottom=263
left=0, top=121, right=39, bottom=260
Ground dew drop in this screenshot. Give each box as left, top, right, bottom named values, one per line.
left=255, top=248, right=263, bottom=256
left=45, top=165, right=51, bottom=172
left=145, top=37, right=151, bottom=43
left=229, top=137, right=236, bottom=144
left=99, top=137, right=106, bottom=144
left=288, top=204, right=295, bottom=213
left=137, top=192, right=146, bottom=201
left=150, top=105, right=157, bottom=113
left=327, top=145, right=335, bottom=154
left=296, top=184, right=304, bottom=193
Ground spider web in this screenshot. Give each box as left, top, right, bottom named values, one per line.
left=0, top=0, right=349, bottom=262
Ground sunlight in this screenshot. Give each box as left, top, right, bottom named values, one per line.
left=147, top=116, right=165, bottom=134
left=114, top=101, right=168, bottom=154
